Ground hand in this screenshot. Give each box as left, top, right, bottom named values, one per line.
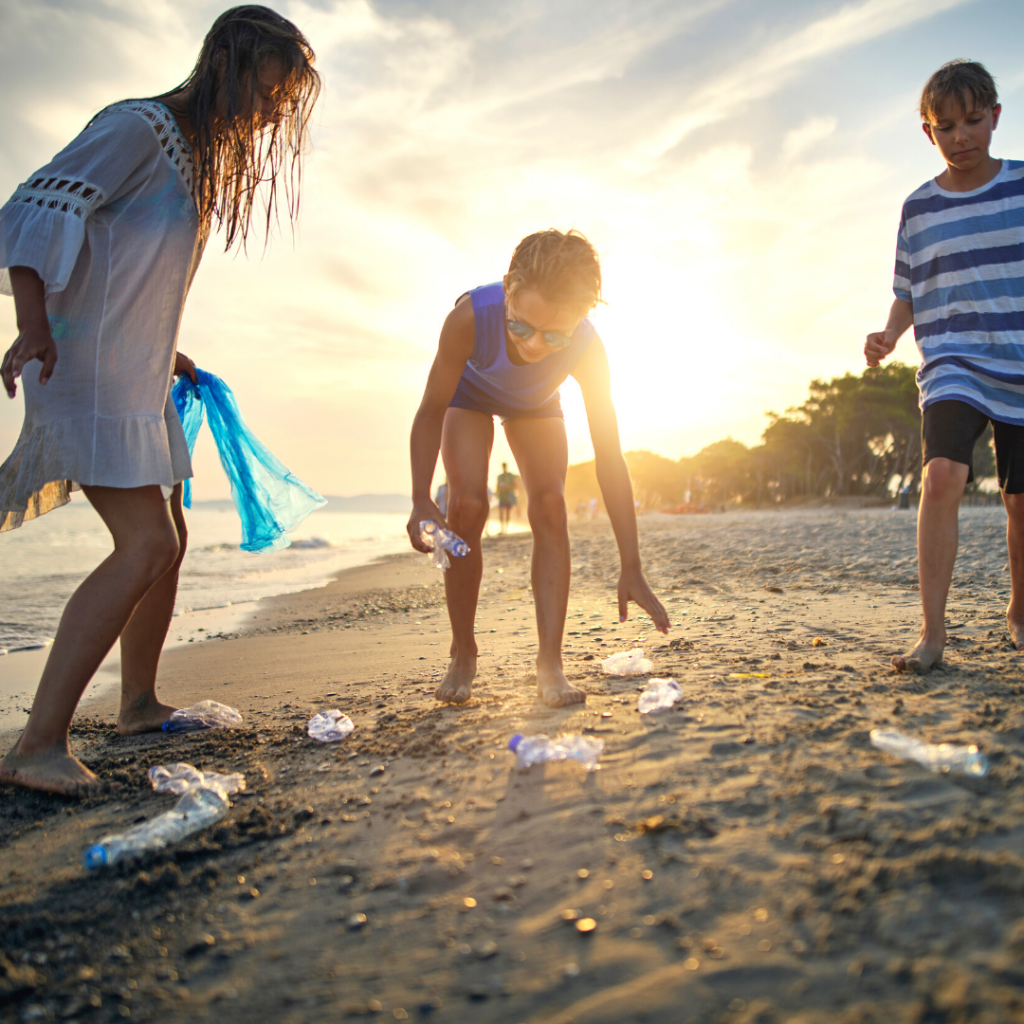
left=174, top=351, right=198, bottom=384
left=617, top=568, right=670, bottom=634
left=1, top=327, right=58, bottom=399
left=865, top=329, right=898, bottom=368
left=407, top=500, right=448, bottom=553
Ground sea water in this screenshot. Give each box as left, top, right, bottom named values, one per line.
left=0, top=496, right=412, bottom=655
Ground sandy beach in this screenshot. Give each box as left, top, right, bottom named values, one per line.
left=1, top=506, right=1023, bottom=1024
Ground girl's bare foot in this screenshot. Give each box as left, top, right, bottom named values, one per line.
left=0, top=744, right=99, bottom=796
left=892, top=634, right=944, bottom=674
left=1009, top=616, right=1024, bottom=651
left=536, top=665, right=586, bottom=707
left=435, top=654, right=476, bottom=704
left=117, top=692, right=177, bottom=735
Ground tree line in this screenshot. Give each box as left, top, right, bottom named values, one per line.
left=566, top=362, right=995, bottom=511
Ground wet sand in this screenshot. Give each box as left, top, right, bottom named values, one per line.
left=1, top=507, right=1023, bottom=1024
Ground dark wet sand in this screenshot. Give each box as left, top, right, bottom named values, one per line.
left=1, top=508, right=1022, bottom=1024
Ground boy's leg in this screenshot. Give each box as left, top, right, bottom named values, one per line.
left=0, top=485, right=181, bottom=795
left=117, top=483, right=188, bottom=734
left=1005, top=490, right=1024, bottom=648
left=503, top=415, right=584, bottom=707
left=436, top=408, right=493, bottom=703
left=893, top=457, right=969, bottom=673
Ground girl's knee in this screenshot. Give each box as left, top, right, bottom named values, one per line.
left=133, top=527, right=181, bottom=585
left=527, top=488, right=567, bottom=529
left=449, top=491, right=489, bottom=527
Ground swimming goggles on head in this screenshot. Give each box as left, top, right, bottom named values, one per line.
left=505, top=316, right=579, bottom=350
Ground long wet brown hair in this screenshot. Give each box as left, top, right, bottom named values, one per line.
left=157, top=5, right=321, bottom=250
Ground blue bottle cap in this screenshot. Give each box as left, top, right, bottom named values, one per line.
left=509, top=734, right=523, bottom=752
left=83, top=845, right=108, bottom=870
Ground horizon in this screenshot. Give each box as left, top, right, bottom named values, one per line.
left=2, top=0, right=1022, bottom=501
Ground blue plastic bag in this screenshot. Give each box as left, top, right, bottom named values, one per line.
left=172, top=369, right=325, bottom=552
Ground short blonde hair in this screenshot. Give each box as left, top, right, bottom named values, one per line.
left=505, top=229, right=602, bottom=315
left=920, top=59, right=998, bottom=121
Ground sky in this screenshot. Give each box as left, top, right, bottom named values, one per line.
left=1, top=0, right=1023, bottom=500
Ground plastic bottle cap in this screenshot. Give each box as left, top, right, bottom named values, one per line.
left=83, top=845, right=108, bottom=870
left=509, top=734, right=523, bottom=752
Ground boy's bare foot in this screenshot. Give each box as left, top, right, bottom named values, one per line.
left=0, top=744, right=99, bottom=796
left=436, top=655, right=476, bottom=704
left=117, top=692, right=177, bottom=736
left=1008, top=617, right=1024, bottom=650
left=536, top=665, right=586, bottom=707
left=892, top=636, right=944, bottom=674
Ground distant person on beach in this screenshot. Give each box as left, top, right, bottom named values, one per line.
left=0, top=6, right=320, bottom=794
left=865, top=60, right=1024, bottom=673
left=407, top=229, right=669, bottom=707
left=496, top=462, right=518, bottom=533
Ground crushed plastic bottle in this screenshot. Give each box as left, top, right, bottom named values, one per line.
left=870, top=728, right=990, bottom=778
left=509, top=733, right=604, bottom=772
left=148, top=762, right=245, bottom=797
left=638, top=678, right=683, bottom=714
left=419, top=520, right=469, bottom=571
left=83, top=762, right=245, bottom=870
left=308, top=709, right=355, bottom=742
left=601, top=649, right=652, bottom=676
left=162, top=700, right=243, bottom=733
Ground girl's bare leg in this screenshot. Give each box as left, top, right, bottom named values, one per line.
left=117, top=483, right=188, bottom=734
left=503, top=416, right=583, bottom=707
left=435, top=408, right=493, bottom=704
left=1004, top=490, right=1024, bottom=649
left=0, top=485, right=181, bottom=795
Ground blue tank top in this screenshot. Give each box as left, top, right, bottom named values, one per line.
left=454, top=282, right=595, bottom=413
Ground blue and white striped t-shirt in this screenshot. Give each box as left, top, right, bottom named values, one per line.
left=894, top=159, right=1024, bottom=425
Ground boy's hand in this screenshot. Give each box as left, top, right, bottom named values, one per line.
left=865, top=329, right=899, bottom=367
left=1, top=327, right=58, bottom=398
left=618, top=568, right=670, bottom=634
left=407, top=500, right=449, bottom=553
left=174, top=351, right=198, bottom=384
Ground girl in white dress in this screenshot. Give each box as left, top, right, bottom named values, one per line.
left=0, top=6, right=320, bottom=795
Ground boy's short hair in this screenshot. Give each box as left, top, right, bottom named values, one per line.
left=506, top=229, right=602, bottom=315
left=920, top=59, right=998, bottom=121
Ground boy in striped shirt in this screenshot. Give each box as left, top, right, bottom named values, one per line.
left=866, top=59, right=1024, bottom=673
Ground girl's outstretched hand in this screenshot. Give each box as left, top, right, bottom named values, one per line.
left=1, top=327, right=58, bottom=398
left=407, top=500, right=449, bottom=554
left=618, top=568, right=670, bottom=634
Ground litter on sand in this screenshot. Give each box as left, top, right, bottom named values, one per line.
left=84, top=762, right=245, bottom=870
left=509, top=733, right=604, bottom=771
left=870, top=728, right=990, bottom=778
left=308, top=709, right=356, bottom=742
left=638, top=678, right=683, bottom=714
left=162, top=700, right=243, bottom=733
left=601, top=649, right=653, bottom=676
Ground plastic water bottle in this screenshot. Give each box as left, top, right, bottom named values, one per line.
left=83, top=786, right=230, bottom=869
left=638, top=678, right=682, bottom=714
left=870, top=728, right=990, bottom=777
left=162, top=700, right=243, bottom=733
left=148, top=763, right=245, bottom=797
left=509, top=733, right=604, bottom=772
left=601, top=649, right=652, bottom=676
left=308, top=709, right=355, bottom=742
left=419, top=520, right=469, bottom=571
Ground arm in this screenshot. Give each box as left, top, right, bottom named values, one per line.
left=174, top=351, right=198, bottom=384
left=572, top=338, right=670, bottom=633
left=865, top=298, right=913, bottom=367
left=1, top=267, right=57, bottom=398
left=407, top=298, right=475, bottom=552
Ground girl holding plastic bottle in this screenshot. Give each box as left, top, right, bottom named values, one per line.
left=407, top=229, right=670, bottom=708
left=0, top=6, right=321, bottom=795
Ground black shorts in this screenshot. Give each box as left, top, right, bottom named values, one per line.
left=922, top=399, right=1024, bottom=493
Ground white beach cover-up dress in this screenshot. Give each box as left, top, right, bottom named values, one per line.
left=0, top=100, right=204, bottom=531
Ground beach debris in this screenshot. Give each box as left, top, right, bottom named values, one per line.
left=638, top=678, right=683, bottom=714
left=728, top=672, right=769, bottom=679
left=307, top=709, right=355, bottom=742
left=162, top=700, right=243, bottom=733
left=870, top=728, right=990, bottom=777
left=811, top=637, right=828, bottom=647
left=148, top=762, right=245, bottom=797
left=575, top=918, right=597, bottom=934
left=509, top=733, right=604, bottom=772
left=84, top=762, right=245, bottom=870
left=601, top=649, right=652, bottom=676
left=419, top=520, right=469, bottom=572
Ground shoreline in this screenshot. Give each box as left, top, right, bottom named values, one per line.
left=1, top=509, right=1022, bottom=1023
